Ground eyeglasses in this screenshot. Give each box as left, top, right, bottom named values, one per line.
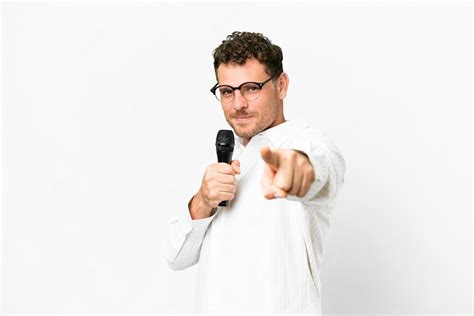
left=210, top=76, right=274, bottom=103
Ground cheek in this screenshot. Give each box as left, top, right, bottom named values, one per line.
left=222, top=105, right=232, bottom=116
left=255, top=97, right=276, bottom=116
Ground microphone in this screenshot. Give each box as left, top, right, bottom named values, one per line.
left=215, top=130, right=235, bottom=207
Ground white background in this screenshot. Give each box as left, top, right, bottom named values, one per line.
left=1, top=1, right=472, bottom=314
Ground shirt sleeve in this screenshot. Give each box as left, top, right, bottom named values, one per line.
left=287, top=127, right=346, bottom=206
left=165, top=207, right=218, bottom=271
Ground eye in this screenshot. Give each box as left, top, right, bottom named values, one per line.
left=242, top=84, right=260, bottom=94
left=219, top=87, right=233, bottom=96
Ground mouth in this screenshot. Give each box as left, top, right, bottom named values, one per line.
left=233, top=115, right=254, bottom=123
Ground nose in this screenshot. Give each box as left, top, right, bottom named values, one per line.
left=231, top=90, right=249, bottom=111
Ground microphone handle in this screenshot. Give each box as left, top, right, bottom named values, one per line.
left=217, top=149, right=233, bottom=207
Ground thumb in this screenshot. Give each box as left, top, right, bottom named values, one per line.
left=260, top=145, right=279, bottom=171
left=231, top=160, right=240, bottom=174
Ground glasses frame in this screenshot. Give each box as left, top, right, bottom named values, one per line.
left=210, top=76, right=274, bottom=103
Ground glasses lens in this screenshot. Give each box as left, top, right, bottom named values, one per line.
left=241, top=83, right=261, bottom=101
left=216, top=86, right=234, bottom=103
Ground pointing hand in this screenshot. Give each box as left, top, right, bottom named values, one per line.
left=260, top=146, right=315, bottom=200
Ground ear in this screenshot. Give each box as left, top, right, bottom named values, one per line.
left=277, top=72, right=289, bottom=99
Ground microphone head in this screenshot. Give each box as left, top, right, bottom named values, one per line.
left=215, top=130, right=235, bottom=150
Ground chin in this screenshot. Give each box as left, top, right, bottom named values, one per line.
left=233, top=126, right=259, bottom=140
left=227, top=116, right=267, bottom=140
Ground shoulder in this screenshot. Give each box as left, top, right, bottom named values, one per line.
left=287, top=119, right=330, bottom=146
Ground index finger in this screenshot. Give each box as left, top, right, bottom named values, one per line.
left=260, top=146, right=279, bottom=171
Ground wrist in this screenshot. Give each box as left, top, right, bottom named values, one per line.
left=188, top=192, right=213, bottom=220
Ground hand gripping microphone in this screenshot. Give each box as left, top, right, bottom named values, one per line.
left=215, top=130, right=235, bottom=207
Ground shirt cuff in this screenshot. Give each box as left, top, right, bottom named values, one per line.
left=182, top=208, right=219, bottom=239
left=286, top=147, right=329, bottom=203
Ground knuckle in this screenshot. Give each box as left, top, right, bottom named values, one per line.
left=205, top=164, right=215, bottom=173
left=297, top=159, right=305, bottom=169
left=209, top=189, right=218, bottom=200
left=276, top=180, right=290, bottom=191
left=219, top=163, right=233, bottom=173
left=204, top=179, right=213, bottom=189
left=288, top=150, right=297, bottom=161
left=204, top=168, right=215, bottom=180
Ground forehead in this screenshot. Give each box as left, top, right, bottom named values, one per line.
left=217, top=58, right=268, bottom=85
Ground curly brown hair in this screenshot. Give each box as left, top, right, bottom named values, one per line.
left=212, top=31, right=283, bottom=80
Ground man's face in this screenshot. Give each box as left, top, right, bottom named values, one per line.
left=216, top=58, right=287, bottom=145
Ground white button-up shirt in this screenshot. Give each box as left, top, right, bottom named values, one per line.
left=165, top=119, right=346, bottom=314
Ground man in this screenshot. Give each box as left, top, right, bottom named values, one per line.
left=165, top=31, right=345, bottom=313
